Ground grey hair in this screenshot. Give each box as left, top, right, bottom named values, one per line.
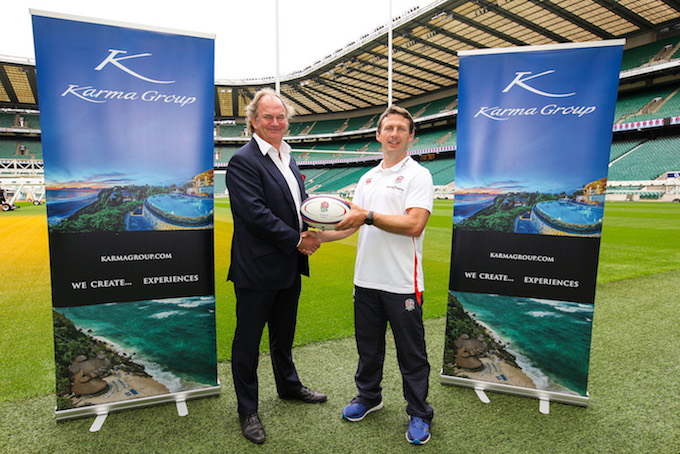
left=245, top=88, right=296, bottom=134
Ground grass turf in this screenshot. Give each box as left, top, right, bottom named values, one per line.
left=1, top=273, right=679, bottom=453
left=1, top=200, right=679, bottom=452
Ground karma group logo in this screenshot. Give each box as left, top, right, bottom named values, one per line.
left=502, top=70, right=575, bottom=98
left=95, top=49, right=175, bottom=84
left=474, top=69, right=596, bottom=121
left=60, top=48, right=198, bottom=107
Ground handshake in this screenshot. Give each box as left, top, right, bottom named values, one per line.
left=297, top=230, right=321, bottom=256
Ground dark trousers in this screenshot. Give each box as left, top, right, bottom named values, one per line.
left=232, top=276, right=303, bottom=415
left=353, top=286, right=434, bottom=420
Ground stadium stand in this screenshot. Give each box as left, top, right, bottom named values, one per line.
left=298, top=168, right=327, bottom=182
left=421, top=159, right=456, bottom=186
left=307, top=118, right=347, bottom=135
left=609, top=139, right=647, bottom=162
left=615, top=86, right=677, bottom=123
left=213, top=172, right=227, bottom=196
left=2, top=1, right=680, bottom=204
left=608, top=136, right=680, bottom=181
left=0, top=112, right=15, bottom=128
left=0, top=137, right=42, bottom=160
left=409, top=96, right=457, bottom=118
left=0, top=137, right=16, bottom=159
left=214, top=145, right=240, bottom=165
left=308, top=167, right=368, bottom=193
left=216, top=123, right=246, bottom=137
left=287, top=121, right=314, bottom=136
left=344, top=114, right=377, bottom=131
left=620, top=35, right=680, bottom=71
left=632, top=88, right=680, bottom=122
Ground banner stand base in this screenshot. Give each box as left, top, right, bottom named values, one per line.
left=441, top=372, right=589, bottom=408
left=86, top=394, right=198, bottom=432
left=89, top=413, right=107, bottom=432
left=176, top=399, right=188, bottom=417
left=56, top=382, right=221, bottom=424
left=474, top=388, right=490, bottom=404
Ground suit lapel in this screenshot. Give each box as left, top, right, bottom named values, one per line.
left=253, top=141, right=298, bottom=216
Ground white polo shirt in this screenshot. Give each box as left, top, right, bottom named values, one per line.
left=353, top=156, right=434, bottom=294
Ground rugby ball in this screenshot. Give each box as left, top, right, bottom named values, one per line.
left=300, top=195, right=350, bottom=230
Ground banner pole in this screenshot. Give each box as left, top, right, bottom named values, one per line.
left=275, top=0, right=281, bottom=94
left=387, top=0, right=393, bottom=105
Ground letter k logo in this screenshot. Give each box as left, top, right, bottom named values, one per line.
left=502, top=70, right=575, bottom=98
left=95, top=49, right=175, bottom=84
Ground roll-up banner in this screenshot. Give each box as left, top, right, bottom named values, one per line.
left=32, top=10, right=220, bottom=420
left=442, top=41, right=624, bottom=406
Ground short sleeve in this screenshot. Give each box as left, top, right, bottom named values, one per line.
left=404, top=165, right=434, bottom=213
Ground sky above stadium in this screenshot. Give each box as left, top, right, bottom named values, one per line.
left=2, top=0, right=432, bottom=80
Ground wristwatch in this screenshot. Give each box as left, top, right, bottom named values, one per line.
left=364, top=211, right=374, bottom=225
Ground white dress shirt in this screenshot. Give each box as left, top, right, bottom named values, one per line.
left=253, top=133, right=304, bottom=234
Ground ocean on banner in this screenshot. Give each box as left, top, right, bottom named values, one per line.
left=46, top=188, right=100, bottom=225
left=453, top=193, right=496, bottom=223
left=55, top=296, right=217, bottom=392
left=452, top=291, right=594, bottom=396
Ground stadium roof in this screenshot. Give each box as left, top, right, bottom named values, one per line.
left=2, top=0, right=680, bottom=116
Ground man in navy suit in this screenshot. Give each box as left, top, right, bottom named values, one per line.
left=226, top=88, right=326, bottom=444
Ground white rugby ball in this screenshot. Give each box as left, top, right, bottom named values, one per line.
left=300, top=195, right=350, bottom=230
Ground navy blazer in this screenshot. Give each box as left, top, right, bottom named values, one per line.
left=226, top=139, right=309, bottom=290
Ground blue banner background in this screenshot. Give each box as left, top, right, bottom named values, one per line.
left=444, top=43, right=623, bottom=399
left=456, top=46, right=620, bottom=196
left=33, top=13, right=218, bottom=414
left=33, top=16, right=214, bottom=190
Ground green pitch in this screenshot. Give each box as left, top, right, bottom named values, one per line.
left=2, top=200, right=678, bottom=401
left=0, top=199, right=680, bottom=400
left=1, top=200, right=679, bottom=452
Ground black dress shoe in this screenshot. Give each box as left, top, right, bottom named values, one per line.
left=281, top=386, right=327, bottom=403
left=239, top=413, right=266, bottom=444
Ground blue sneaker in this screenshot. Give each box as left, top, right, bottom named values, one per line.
left=406, top=416, right=431, bottom=445
left=342, top=400, right=384, bottom=422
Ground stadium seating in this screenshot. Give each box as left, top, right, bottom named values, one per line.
left=0, top=112, right=16, bottom=128
left=0, top=113, right=40, bottom=129
left=298, top=168, right=327, bottom=182
left=213, top=173, right=226, bottom=195
left=0, top=138, right=42, bottom=160
left=296, top=151, right=341, bottom=161
left=614, top=86, right=676, bottom=123
left=21, top=139, right=43, bottom=160
left=620, top=36, right=680, bottom=71
left=304, top=167, right=344, bottom=188
left=344, top=114, right=376, bottom=131
left=306, top=118, right=347, bottom=135
left=608, top=136, right=680, bottom=180
left=287, top=121, right=314, bottom=136
left=21, top=114, right=40, bottom=129
left=245, top=96, right=459, bottom=139
left=409, top=96, right=457, bottom=118
left=216, top=123, right=246, bottom=137
left=609, top=139, right=646, bottom=161
left=0, top=137, right=17, bottom=159
left=415, top=129, right=457, bottom=149
left=632, top=87, right=680, bottom=122
left=309, top=167, right=368, bottom=193
left=214, top=145, right=240, bottom=165
left=421, top=159, right=456, bottom=186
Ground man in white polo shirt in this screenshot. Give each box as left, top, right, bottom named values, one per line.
left=319, top=105, right=435, bottom=445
